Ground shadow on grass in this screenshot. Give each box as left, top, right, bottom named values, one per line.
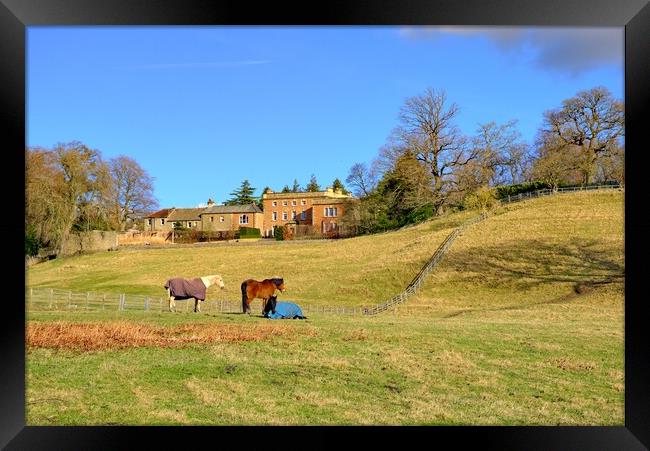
left=435, top=238, right=624, bottom=318
left=444, top=238, right=623, bottom=289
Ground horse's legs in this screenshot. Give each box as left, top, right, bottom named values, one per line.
left=169, top=296, right=176, bottom=312
left=194, top=298, right=201, bottom=313
left=167, top=288, right=175, bottom=312
left=261, top=297, right=267, bottom=315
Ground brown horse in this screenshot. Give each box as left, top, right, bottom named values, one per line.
left=241, top=278, right=286, bottom=314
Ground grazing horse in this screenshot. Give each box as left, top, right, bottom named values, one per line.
left=241, top=277, right=286, bottom=314
left=263, top=295, right=307, bottom=319
left=165, top=274, right=225, bottom=313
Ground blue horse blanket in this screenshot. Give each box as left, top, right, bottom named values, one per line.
left=264, top=301, right=307, bottom=319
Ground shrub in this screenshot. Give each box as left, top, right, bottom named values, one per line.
left=238, top=227, right=261, bottom=239
left=463, top=186, right=499, bottom=211
left=273, top=225, right=285, bottom=241
left=495, top=181, right=551, bottom=199
left=25, top=226, right=41, bottom=256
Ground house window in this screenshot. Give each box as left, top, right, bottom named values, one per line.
left=220, top=216, right=225, bottom=223
left=160, top=219, right=165, bottom=225
left=240, top=214, right=249, bottom=224
left=272, top=212, right=277, bottom=221
left=272, top=201, right=277, bottom=207
left=210, top=216, right=214, bottom=222
left=147, top=219, right=152, bottom=226
left=323, top=222, right=338, bottom=233
left=292, top=200, right=297, bottom=206
left=187, top=221, right=192, bottom=228
left=301, top=211, right=306, bottom=220
left=324, top=207, right=338, bottom=217
left=301, top=199, right=306, bottom=205
left=292, top=211, right=296, bottom=219
left=282, top=212, right=288, bottom=221
left=282, top=200, right=288, bottom=206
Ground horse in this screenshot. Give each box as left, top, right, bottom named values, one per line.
left=165, top=274, right=225, bottom=313
left=263, top=295, right=307, bottom=319
left=241, top=277, right=286, bottom=314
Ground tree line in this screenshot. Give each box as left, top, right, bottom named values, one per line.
left=26, top=142, right=158, bottom=256
left=341, top=86, right=624, bottom=235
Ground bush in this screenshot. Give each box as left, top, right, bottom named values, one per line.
left=273, top=225, right=285, bottom=241
left=25, top=227, right=41, bottom=256
left=463, top=186, right=499, bottom=211
left=238, top=227, right=261, bottom=239
left=494, top=181, right=551, bottom=199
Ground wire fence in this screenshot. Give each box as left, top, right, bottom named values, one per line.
left=27, top=184, right=622, bottom=317
left=25, top=287, right=367, bottom=315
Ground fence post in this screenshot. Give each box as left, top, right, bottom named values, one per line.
left=144, top=297, right=149, bottom=311
left=49, top=288, right=53, bottom=309
left=29, top=288, right=33, bottom=312
left=103, top=293, right=106, bottom=311
left=86, top=292, right=90, bottom=311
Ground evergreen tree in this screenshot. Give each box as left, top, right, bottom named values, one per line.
left=332, top=178, right=349, bottom=194
left=305, top=174, right=320, bottom=192
left=281, top=185, right=291, bottom=193
left=225, top=179, right=257, bottom=205
left=292, top=179, right=301, bottom=192
left=257, top=186, right=272, bottom=209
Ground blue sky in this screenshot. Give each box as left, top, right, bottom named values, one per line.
left=27, top=26, right=623, bottom=208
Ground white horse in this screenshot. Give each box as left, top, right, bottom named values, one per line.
left=165, top=274, right=225, bottom=313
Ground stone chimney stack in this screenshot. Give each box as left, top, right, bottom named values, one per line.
left=207, top=198, right=215, bottom=207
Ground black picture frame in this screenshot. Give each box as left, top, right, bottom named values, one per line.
left=4, top=0, right=648, bottom=449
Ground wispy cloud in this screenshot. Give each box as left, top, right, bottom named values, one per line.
left=399, top=27, right=622, bottom=76
left=115, top=60, right=271, bottom=70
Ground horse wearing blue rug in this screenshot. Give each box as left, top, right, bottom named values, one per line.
left=263, top=295, right=307, bottom=319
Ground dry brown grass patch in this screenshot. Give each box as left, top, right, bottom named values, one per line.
left=27, top=321, right=306, bottom=351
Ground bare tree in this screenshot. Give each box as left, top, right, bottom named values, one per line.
left=383, top=88, right=476, bottom=212
left=345, top=162, right=378, bottom=197
left=472, top=120, right=528, bottom=186
left=542, top=86, right=624, bottom=184
left=106, top=156, right=158, bottom=231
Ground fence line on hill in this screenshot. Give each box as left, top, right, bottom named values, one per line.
left=26, top=184, right=622, bottom=316
left=361, top=183, right=622, bottom=315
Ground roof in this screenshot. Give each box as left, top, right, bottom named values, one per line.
left=262, top=190, right=353, bottom=200
left=200, top=204, right=262, bottom=215
left=167, top=208, right=205, bottom=221
left=145, top=208, right=174, bottom=218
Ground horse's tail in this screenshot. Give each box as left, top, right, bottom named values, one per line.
left=241, top=281, right=248, bottom=312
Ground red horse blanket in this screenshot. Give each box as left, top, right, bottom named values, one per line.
left=164, top=278, right=207, bottom=300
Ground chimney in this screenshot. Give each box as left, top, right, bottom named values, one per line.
left=326, top=186, right=333, bottom=193
left=207, top=198, right=215, bottom=207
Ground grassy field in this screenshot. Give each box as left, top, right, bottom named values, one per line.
left=26, top=190, right=624, bottom=425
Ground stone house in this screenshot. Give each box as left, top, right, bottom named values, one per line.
left=199, top=204, right=264, bottom=232
left=167, top=208, right=205, bottom=230
left=144, top=208, right=174, bottom=232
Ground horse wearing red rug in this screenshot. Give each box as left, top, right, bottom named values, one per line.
left=241, top=278, right=286, bottom=314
